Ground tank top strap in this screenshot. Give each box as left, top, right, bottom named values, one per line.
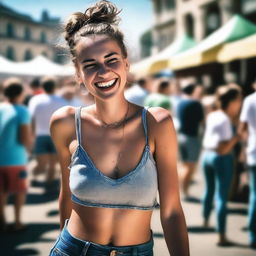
left=75, top=107, right=82, bottom=145
left=142, top=107, right=149, bottom=146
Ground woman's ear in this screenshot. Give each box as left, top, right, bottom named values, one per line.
left=125, top=59, right=130, bottom=71
left=75, top=70, right=82, bottom=84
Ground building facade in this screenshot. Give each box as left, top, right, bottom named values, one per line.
left=0, top=3, right=64, bottom=63
left=140, top=0, right=256, bottom=92
left=149, top=0, right=256, bottom=54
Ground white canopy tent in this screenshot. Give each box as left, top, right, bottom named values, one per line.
left=0, top=55, right=75, bottom=77
left=0, top=56, right=19, bottom=74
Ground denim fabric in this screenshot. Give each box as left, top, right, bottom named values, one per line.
left=34, top=135, right=56, bottom=154
left=248, top=165, right=256, bottom=244
left=69, top=107, right=158, bottom=210
left=178, top=133, right=201, bottom=163
left=49, top=220, right=154, bottom=256
left=201, top=151, right=233, bottom=233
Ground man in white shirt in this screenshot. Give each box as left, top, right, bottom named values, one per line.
left=239, top=81, right=256, bottom=249
left=58, top=79, right=86, bottom=107
left=29, top=77, right=66, bottom=184
left=125, top=78, right=150, bottom=106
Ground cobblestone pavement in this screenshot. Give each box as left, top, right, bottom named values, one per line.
left=0, top=160, right=255, bottom=256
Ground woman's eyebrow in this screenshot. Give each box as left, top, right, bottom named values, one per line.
left=81, top=58, right=95, bottom=64
left=104, top=52, right=118, bottom=58
left=81, top=52, right=118, bottom=63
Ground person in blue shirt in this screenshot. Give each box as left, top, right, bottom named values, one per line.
left=176, top=83, right=204, bottom=198
left=0, top=78, right=32, bottom=231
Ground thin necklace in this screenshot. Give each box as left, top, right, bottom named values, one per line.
left=100, top=103, right=130, bottom=178
left=101, top=103, right=130, bottom=129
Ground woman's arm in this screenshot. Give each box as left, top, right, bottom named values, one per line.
left=149, top=107, right=190, bottom=256
left=216, top=135, right=240, bottom=155
left=50, top=106, right=75, bottom=229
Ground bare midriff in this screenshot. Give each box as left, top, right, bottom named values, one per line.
left=67, top=202, right=153, bottom=246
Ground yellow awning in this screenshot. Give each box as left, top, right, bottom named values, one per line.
left=170, top=45, right=222, bottom=70
left=170, top=15, right=256, bottom=70
left=130, top=34, right=195, bottom=79
left=130, top=56, right=156, bottom=79
left=217, top=33, right=256, bottom=63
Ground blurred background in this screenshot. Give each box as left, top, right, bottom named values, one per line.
left=0, top=0, right=256, bottom=255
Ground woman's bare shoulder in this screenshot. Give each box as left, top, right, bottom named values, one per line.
left=147, top=107, right=173, bottom=128
left=49, top=106, right=77, bottom=140
left=50, top=106, right=76, bottom=124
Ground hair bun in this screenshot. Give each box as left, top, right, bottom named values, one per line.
left=64, top=1, right=120, bottom=42
left=85, top=0, right=120, bottom=25
left=64, top=12, right=87, bottom=41
left=64, top=1, right=127, bottom=60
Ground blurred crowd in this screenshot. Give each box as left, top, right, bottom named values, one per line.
left=0, top=72, right=255, bottom=249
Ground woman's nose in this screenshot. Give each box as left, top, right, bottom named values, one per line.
left=97, top=64, right=110, bottom=76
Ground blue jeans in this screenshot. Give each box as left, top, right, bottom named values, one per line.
left=201, top=151, right=233, bottom=233
left=49, top=220, right=154, bottom=256
left=34, top=135, right=56, bottom=154
left=248, top=165, right=256, bottom=244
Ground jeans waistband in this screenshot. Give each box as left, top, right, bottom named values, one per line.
left=61, top=219, right=154, bottom=255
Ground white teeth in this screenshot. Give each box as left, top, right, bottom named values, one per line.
left=96, top=79, right=116, bottom=88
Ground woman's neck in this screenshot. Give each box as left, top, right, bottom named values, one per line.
left=94, top=95, right=129, bottom=125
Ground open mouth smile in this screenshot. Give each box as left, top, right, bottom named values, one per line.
left=94, top=79, right=118, bottom=90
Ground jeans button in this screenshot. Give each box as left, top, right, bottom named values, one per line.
left=110, top=250, right=118, bottom=256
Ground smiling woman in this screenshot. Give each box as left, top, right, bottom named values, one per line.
left=75, top=35, right=128, bottom=99
left=49, top=1, right=189, bottom=256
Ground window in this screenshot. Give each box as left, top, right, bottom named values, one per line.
left=40, top=31, right=47, bottom=43
left=140, top=30, right=153, bottom=58
left=165, top=0, right=175, bottom=9
left=54, top=53, right=65, bottom=64
left=155, top=0, right=163, bottom=14
left=6, top=46, right=16, bottom=60
left=24, top=49, right=33, bottom=60
left=185, top=14, right=194, bottom=38
left=242, top=0, right=256, bottom=14
left=24, top=27, right=31, bottom=41
left=6, top=23, right=15, bottom=38
left=205, top=4, right=221, bottom=36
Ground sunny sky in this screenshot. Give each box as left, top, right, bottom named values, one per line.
left=1, top=0, right=153, bottom=60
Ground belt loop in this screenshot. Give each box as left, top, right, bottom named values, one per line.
left=82, top=241, right=90, bottom=255
left=63, top=219, right=69, bottom=230
left=132, top=247, right=138, bottom=256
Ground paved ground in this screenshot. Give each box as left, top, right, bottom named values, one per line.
left=0, top=160, right=255, bottom=256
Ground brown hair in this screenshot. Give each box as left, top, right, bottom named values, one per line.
left=3, top=77, right=23, bottom=101
left=216, top=85, right=241, bottom=110
left=64, top=0, right=127, bottom=63
left=41, top=76, right=57, bottom=94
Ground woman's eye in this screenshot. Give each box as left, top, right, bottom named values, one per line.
left=107, top=58, right=118, bottom=63
left=84, top=64, right=96, bottom=70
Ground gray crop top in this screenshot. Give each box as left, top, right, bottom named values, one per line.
left=69, top=107, right=158, bottom=210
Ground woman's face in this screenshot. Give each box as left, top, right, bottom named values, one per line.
left=75, top=35, right=129, bottom=101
